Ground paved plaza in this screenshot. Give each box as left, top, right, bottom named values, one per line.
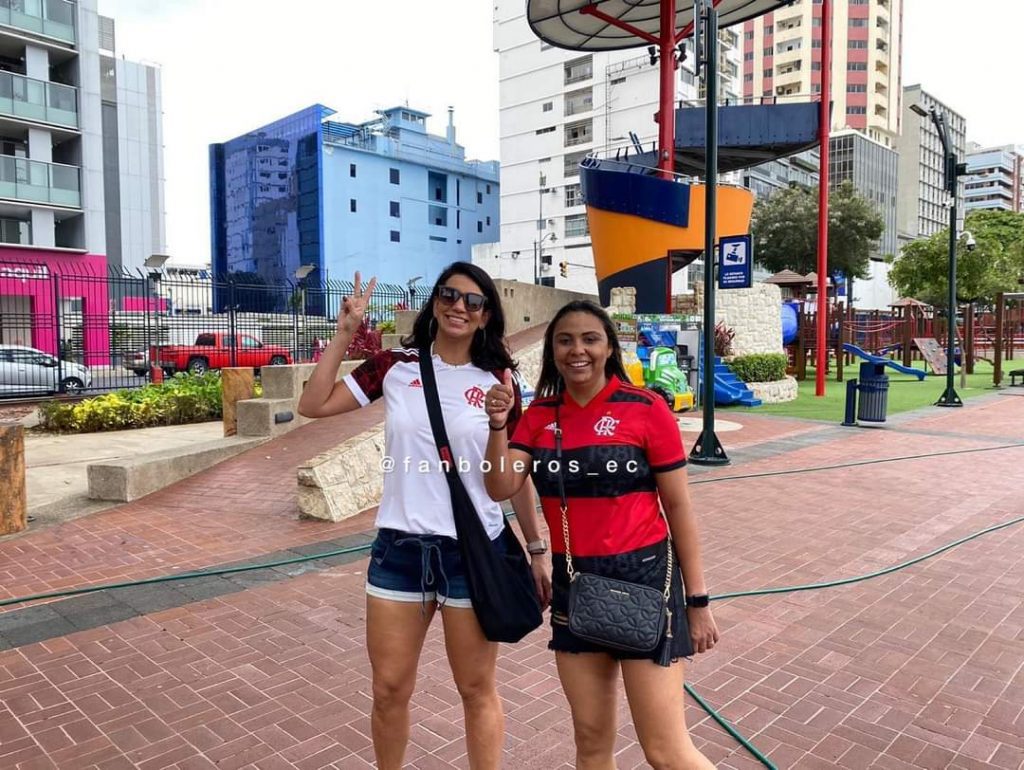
left=2, top=388, right=1023, bottom=769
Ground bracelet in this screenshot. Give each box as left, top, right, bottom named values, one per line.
left=488, top=420, right=508, bottom=431
left=685, top=594, right=710, bottom=608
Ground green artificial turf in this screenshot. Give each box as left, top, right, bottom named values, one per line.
left=722, top=358, right=1023, bottom=422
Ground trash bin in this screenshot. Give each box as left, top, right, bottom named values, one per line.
left=857, top=362, right=889, bottom=422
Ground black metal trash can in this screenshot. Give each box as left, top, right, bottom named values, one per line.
left=857, top=362, right=889, bottom=422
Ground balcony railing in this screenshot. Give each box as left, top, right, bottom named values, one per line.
left=0, top=0, right=76, bottom=44
left=0, top=155, right=80, bottom=207
left=0, top=71, right=77, bottom=127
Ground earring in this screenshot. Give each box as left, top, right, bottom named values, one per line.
left=429, top=318, right=438, bottom=339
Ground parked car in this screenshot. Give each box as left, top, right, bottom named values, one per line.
left=130, top=332, right=292, bottom=376
left=0, top=345, right=91, bottom=395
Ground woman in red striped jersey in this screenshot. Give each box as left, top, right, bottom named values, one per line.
left=482, top=300, right=718, bottom=770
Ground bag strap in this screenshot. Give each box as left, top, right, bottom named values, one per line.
left=554, top=403, right=673, bottom=600
left=418, top=346, right=459, bottom=482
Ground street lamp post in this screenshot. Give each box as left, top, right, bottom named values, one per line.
left=144, top=254, right=170, bottom=382
left=910, top=103, right=963, bottom=407
left=293, top=264, right=316, bottom=361
left=534, top=231, right=557, bottom=284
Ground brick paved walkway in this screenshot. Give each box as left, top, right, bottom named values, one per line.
left=2, top=386, right=1023, bottom=768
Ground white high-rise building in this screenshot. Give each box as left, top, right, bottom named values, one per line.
left=492, top=1, right=741, bottom=296
left=0, top=1, right=165, bottom=272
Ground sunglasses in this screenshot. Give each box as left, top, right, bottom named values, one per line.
left=436, top=285, right=488, bottom=312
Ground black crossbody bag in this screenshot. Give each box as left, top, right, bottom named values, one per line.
left=554, top=406, right=674, bottom=654
left=417, top=348, right=542, bottom=643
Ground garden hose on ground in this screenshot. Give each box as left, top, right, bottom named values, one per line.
left=3, top=441, right=1023, bottom=768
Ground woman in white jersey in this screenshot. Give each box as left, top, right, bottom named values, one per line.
left=298, top=262, right=551, bottom=770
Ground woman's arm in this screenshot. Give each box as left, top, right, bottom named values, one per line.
left=656, top=467, right=720, bottom=654
left=482, top=371, right=532, bottom=500
left=298, top=273, right=376, bottom=419
left=509, top=478, right=552, bottom=609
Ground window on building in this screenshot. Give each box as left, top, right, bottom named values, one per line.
left=429, top=171, right=448, bottom=202
left=565, top=87, right=593, bottom=116
left=457, top=210, right=461, bottom=228
left=848, top=62, right=867, bottom=70
left=477, top=221, right=483, bottom=233
left=486, top=216, right=491, bottom=226
left=847, top=106, right=867, bottom=114
left=744, top=52, right=754, bottom=61
left=763, top=47, right=772, bottom=56
left=350, top=199, right=357, bottom=212
left=456, top=178, right=461, bottom=205
left=429, top=205, right=448, bottom=227
left=390, top=168, right=400, bottom=184
left=744, top=31, right=754, bottom=40
left=564, top=55, right=593, bottom=85
left=486, top=184, right=491, bottom=194
left=849, top=40, right=868, bottom=49
left=390, top=230, right=400, bottom=242
left=430, top=236, right=447, bottom=242
left=536, top=126, right=556, bottom=135
left=847, top=84, right=867, bottom=92
left=350, top=163, right=356, bottom=177
left=850, top=18, right=868, bottom=26
left=542, top=101, right=553, bottom=112
left=565, top=213, right=589, bottom=238
left=390, top=201, right=400, bottom=217
left=564, top=150, right=589, bottom=178
left=565, top=118, right=593, bottom=147
left=565, top=183, right=583, bottom=207
left=477, top=191, right=483, bottom=204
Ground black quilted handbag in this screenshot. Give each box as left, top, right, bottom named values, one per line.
left=554, top=408, right=673, bottom=653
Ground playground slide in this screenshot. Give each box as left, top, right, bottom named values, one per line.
left=714, top=373, right=746, bottom=404
left=842, top=343, right=926, bottom=381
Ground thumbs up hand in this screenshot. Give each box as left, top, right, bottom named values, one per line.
left=485, top=369, right=515, bottom=429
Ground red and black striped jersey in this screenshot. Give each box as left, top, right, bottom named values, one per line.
left=509, top=376, right=685, bottom=557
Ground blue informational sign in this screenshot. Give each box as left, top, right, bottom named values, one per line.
left=717, top=235, right=752, bottom=290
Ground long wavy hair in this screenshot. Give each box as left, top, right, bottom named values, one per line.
left=535, top=300, right=628, bottom=398
left=400, top=261, right=516, bottom=372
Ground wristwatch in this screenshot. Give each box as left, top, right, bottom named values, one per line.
left=685, top=594, right=710, bottom=608
left=527, top=538, right=549, bottom=555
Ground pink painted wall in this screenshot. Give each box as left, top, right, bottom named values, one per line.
left=0, top=249, right=110, bottom=366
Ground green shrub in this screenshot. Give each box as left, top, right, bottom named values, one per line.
left=377, top=319, right=396, bottom=334
left=729, top=353, right=788, bottom=383
left=39, top=372, right=228, bottom=433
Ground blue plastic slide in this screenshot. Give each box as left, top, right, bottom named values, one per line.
left=842, top=343, right=926, bottom=380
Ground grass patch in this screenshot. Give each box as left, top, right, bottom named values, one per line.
left=723, top=357, right=1022, bottom=422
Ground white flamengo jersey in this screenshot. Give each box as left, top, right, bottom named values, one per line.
left=343, top=347, right=522, bottom=539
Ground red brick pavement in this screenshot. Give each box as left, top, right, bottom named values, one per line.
left=2, top=378, right=1024, bottom=768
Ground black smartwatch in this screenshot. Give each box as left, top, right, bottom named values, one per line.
left=685, top=594, right=710, bottom=608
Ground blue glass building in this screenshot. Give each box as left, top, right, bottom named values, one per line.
left=209, top=105, right=500, bottom=309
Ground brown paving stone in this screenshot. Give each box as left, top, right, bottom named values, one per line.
left=1, top=390, right=1023, bottom=767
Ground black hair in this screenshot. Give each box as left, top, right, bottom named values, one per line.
left=535, top=300, right=628, bottom=398
left=400, top=261, right=516, bottom=372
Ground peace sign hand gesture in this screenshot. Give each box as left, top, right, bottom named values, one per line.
left=337, top=271, right=378, bottom=336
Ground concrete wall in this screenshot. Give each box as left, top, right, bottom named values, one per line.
left=493, top=279, right=596, bottom=335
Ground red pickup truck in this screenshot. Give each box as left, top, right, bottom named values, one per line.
left=126, top=332, right=292, bottom=376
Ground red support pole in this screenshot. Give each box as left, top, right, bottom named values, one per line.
left=815, top=0, right=831, bottom=397
left=658, top=0, right=676, bottom=179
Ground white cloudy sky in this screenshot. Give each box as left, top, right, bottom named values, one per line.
left=97, top=0, right=1022, bottom=265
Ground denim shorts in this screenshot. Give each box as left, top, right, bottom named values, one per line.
left=366, top=527, right=505, bottom=609
left=549, top=540, right=693, bottom=665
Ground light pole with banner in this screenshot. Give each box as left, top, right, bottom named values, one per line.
left=293, top=264, right=316, bottom=361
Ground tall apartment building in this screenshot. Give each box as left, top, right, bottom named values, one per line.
left=964, top=143, right=1024, bottom=214
left=0, top=0, right=167, bottom=358
left=0, top=1, right=164, bottom=271
left=492, top=0, right=741, bottom=295
left=209, top=104, right=499, bottom=296
left=894, top=85, right=966, bottom=248
left=741, top=0, right=903, bottom=148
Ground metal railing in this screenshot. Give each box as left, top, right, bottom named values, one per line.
left=0, top=263, right=428, bottom=401
left=0, top=156, right=80, bottom=207
left=0, top=0, right=76, bottom=43
left=0, top=70, right=78, bottom=128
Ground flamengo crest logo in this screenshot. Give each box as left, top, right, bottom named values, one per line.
left=594, top=415, right=620, bottom=437
left=464, top=386, right=486, bottom=408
